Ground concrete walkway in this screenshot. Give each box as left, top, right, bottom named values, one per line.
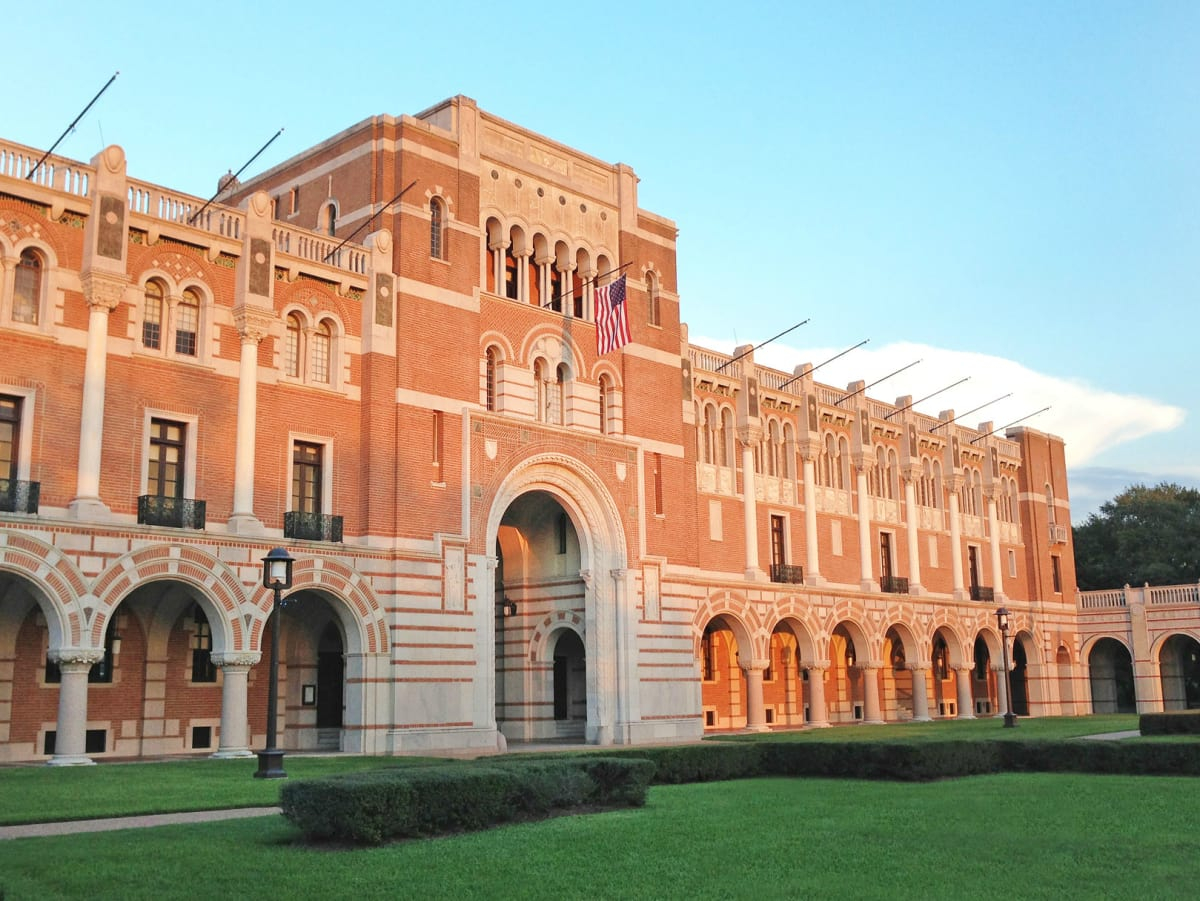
left=1078, top=729, right=1141, bottom=741
left=0, top=806, right=280, bottom=841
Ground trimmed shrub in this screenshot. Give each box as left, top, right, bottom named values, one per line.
left=1140, top=711, right=1200, bottom=735
left=761, top=741, right=1002, bottom=781
left=634, top=742, right=768, bottom=783
left=281, top=757, right=653, bottom=845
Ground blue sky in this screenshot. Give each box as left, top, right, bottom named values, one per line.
left=7, top=2, right=1197, bottom=522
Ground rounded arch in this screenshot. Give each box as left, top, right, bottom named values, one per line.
left=693, top=592, right=759, bottom=658
left=0, top=530, right=86, bottom=648
left=883, top=620, right=924, bottom=666
left=930, top=623, right=970, bottom=667
left=91, top=545, right=248, bottom=654
left=521, top=326, right=587, bottom=371
left=531, top=618, right=586, bottom=664
left=483, top=454, right=629, bottom=576
left=766, top=610, right=820, bottom=663
left=248, top=557, right=388, bottom=658
left=1149, top=629, right=1200, bottom=659
left=1079, top=632, right=1132, bottom=661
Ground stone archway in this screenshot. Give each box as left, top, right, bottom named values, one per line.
left=1089, top=637, right=1136, bottom=713
left=485, top=455, right=629, bottom=745
left=1158, top=634, right=1200, bottom=711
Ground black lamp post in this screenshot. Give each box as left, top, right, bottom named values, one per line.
left=995, top=606, right=1017, bottom=728
left=255, top=547, right=294, bottom=778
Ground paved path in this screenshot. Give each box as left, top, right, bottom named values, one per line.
left=1079, top=729, right=1141, bottom=741
left=0, top=806, right=280, bottom=841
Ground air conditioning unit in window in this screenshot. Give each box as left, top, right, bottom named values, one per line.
left=1050, top=524, right=1069, bottom=544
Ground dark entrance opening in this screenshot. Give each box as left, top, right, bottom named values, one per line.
left=1011, top=641, right=1029, bottom=716
left=316, top=623, right=344, bottom=729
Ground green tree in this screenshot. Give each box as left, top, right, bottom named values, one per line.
left=1073, top=482, right=1200, bottom=590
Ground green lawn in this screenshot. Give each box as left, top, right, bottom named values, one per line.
left=0, top=773, right=1195, bottom=900
left=0, top=715, right=1172, bottom=826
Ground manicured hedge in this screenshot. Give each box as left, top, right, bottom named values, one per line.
left=1140, top=711, right=1200, bottom=735
left=281, top=757, right=654, bottom=845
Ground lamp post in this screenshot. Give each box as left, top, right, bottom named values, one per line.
left=995, top=606, right=1017, bottom=728
left=256, top=547, right=294, bottom=778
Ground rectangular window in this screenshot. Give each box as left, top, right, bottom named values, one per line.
left=879, top=532, right=893, bottom=581
left=0, top=395, right=20, bottom=488
left=290, top=186, right=300, bottom=214
left=967, top=545, right=981, bottom=591
left=292, top=441, right=323, bottom=515
left=191, top=608, right=216, bottom=683
left=770, top=515, right=786, bottom=567
left=557, top=512, right=568, bottom=555
left=653, top=453, right=664, bottom=515
left=1008, top=549, right=1017, bottom=578
left=142, top=297, right=162, bottom=349
left=1051, top=555, right=1062, bottom=593
left=504, top=254, right=519, bottom=300
left=432, top=411, right=443, bottom=482
left=148, top=419, right=185, bottom=499
left=174, top=301, right=198, bottom=356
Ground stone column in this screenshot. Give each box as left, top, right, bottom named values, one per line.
left=489, top=240, right=507, bottom=293
left=994, top=662, right=1009, bottom=718
left=557, top=263, right=574, bottom=315
left=986, top=495, right=1005, bottom=600
left=211, top=652, right=261, bottom=758
left=909, top=665, right=932, bottom=722
left=740, top=437, right=763, bottom=580
left=580, top=266, right=596, bottom=320
left=947, top=480, right=966, bottom=600
left=861, top=665, right=884, bottom=724
left=611, top=567, right=632, bottom=743
left=856, top=467, right=875, bottom=591
left=800, top=452, right=821, bottom=585
left=47, top=650, right=105, bottom=765
left=741, top=659, right=770, bottom=732
left=515, top=251, right=531, bottom=303
left=954, top=665, right=976, bottom=719
left=69, top=274, right=126, bottom=518
left=902, top=472, right=923, bottom=594
left=806, top=665, right=830, bottom=727
left=228, top=312, right=272, bottom=534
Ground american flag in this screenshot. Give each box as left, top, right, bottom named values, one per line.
left=594, top=274, right=630, bottom=355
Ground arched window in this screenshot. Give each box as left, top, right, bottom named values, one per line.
left=311, top=319, right=332, bottom=383
left=13, top=249, right=43, bottom=324
left=485, top=346, right=498, bottom=411
left=325, top=205, right=337, bottom=236
left=783, top=422, right=796, bottom=480
left=837, top=436, right=851, bottom=489
left=143, top=279, right=166, bottom=349
left=175, top=288, right=200, bottom=356
left=430, top=198, right=445, bottom=259
left=767, top=420, right=781, bottom=477
left=598, top=374, right=611, bottom=435
left=504, top=235, right=519, bottom=300
left=285, top=313, right=303, bottom=378
left=1046, top=484, right=1056, bottom=527
left=646, top=272, right=660, bottom=326
left=887, top=449, right=899, bottom=500
left=552, top=364, right=567, bottom=425
left=702, top=405, right=716, bottom=464
left=720, top=407, right=734, bottom=467
left=534, top=359, right=547, bottom=423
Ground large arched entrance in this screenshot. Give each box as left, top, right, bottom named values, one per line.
left=764, top=623, right=805, bottom=727
left=699, top=615, right=746, bottom=730
left=494, top=489, right=588, bottom=743
left=1159, top=634, right=1200, bottom=710
left=1011, top=638, right=1030, bottom=716
left=972, top=635, right=997, bottom=716
left=1089, top=638, right=1136, bottom=713
left=274, top=590, right=349, bottom=752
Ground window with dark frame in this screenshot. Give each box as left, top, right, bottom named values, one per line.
left=557, top=512, right=568, bottom=555
left=142, top=280, right=164, bottom=349
left=430, top=198, right=445, bottom=259
left=1051, top=555, right=1062, bottom=593
left=148, top=419, right=185, bottom=500
left=770, top=515, right=785, bottom=568
left=0, top=395, right=20, bottom=491
left=292, top=441, right=323, bottom=515
left=174, top=288, right=199, bottom=356
left=191, top=606, right=217, bottom=683
left=485, top=347, right=497, bottom=411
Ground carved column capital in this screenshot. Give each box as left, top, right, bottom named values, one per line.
left=211, top=651, right=262, bottom=668
left=80, top=271, right=127, bottom=311
left=233, top=307, right=274, bottom=343
left=48, top=648, right=106, bottom=669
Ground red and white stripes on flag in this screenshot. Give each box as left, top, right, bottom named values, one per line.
left=594, top=274, right=630, bottom=355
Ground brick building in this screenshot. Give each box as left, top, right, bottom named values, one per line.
left=1, top=95, right=1193, bottom=765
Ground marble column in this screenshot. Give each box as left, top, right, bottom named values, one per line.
left=947, top=485, right=966, bottom=600
left=994, top=662, right=1009, bottom=718
left=211, top=652, right=261, bottom=758
left=70, top=274, right=126, bottom=518
left=228, top=313, right=271, bottom=534
left=806, top=665, right=830, bottom=727
left=955, top=665, right=976, bottom=719
left=986, top=495, right=1005, bottom=600
left=856, top=467, right=875, bottom=591
left=909, top=665, right=932, bottom=722
left=740, top=439, right=764, bottom=580
left=801, top=455, right=821, bottom=585
left=902, top=473, right=923, bottom=593
left=47, top=650, right=105, bottom=765
left=741, top=659, right=769, bottom=732
left=861, top=665, right=884, bottom=724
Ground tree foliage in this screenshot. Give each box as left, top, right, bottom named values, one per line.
left=1073, top=482, right=1200, bottom=590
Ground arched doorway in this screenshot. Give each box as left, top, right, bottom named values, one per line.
left=700, top=616, right=743, bottom=730
left=972, top=635, right=996, bottom=716
left=1011, top=640, right=1030, bottom=716
left=830, top=623, right=864, bottom=723
left=551, top=629, right=586, bottom=736
left=494, top=489, right=587, bottom=743
left=1089, top=638, right=1136, bottom=713
left=764, top=625, right=805, bottom=727
left=317, top=623, right=345, bottom=736
left=1159, top=634, right=1200, bottom=710
left=883, top=627, right=913, bottom=721
left=271, top=591, right=348, bottom=752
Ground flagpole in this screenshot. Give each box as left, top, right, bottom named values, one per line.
left=929, top=393, right=1012, bottom=432
left=777, top=339, right=870, bottom=390
left=323, top=180, right=416, bottom=262
left=27, top=71, right=119, bottom=182
left=189, top=128, right=285, bottom=225
left=884, top=377, right=970, bottom=419
left=970, top=407, right=1051, bottom=443
left=541, top=261, right=632, bottom=310
left=835, top=359, right=922, bottom=406
left=713, top=319, right=811, bottom=373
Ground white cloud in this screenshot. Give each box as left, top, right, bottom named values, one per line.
left=693, top=338, right=1185, bottom=469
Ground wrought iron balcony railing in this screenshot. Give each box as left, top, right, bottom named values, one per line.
left=284, top=511, right=343, bottom=542
left=0, top=479, right=40, bottom=514
left=970, top=585, right=995, bottom=602
left=138, top=495, right=206, bottom=529
left=770, top=563, right=805, bottom=584
left=881, top=575, right=909, bottom=594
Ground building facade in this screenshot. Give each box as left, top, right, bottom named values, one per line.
left=1, top=95, right=1194, bottom=765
